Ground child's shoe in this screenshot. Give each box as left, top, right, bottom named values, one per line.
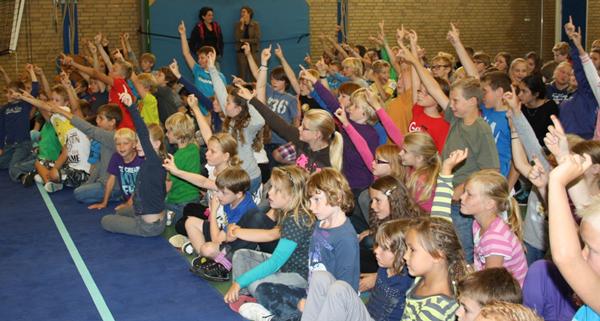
left=44, top=181, right=63, bottom=193
left=181, top=241, right=195, bottom=255
left=238, top=303, right=273, bottom=321
left=21, top=172, right=35, bottom=187
left=34, top=174, right=43, bottom=184
left=168, top=234, right=189, bottom=249
left=197, top=261, right=230, bottom=282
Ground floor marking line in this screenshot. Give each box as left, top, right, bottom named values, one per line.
left=36, top=183, right=115, bottom=321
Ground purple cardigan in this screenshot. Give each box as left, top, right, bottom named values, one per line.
left=312, top=82, right=379, bottom=190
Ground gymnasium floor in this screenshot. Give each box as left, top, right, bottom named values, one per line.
left=0, top=171, right=243, bottom=321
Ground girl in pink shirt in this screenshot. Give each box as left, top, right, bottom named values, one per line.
left=460, top=169, right=528, bottom=286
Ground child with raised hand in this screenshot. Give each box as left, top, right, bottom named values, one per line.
left=0, top=64, right=39, bottom=183
left=397, top=42, right=500, bottom=263
left=237, top=80, right=343, bottom=173
left=223, top=166, right=314, bottom=304
left=129, top=72, right=159, bottom=126
left=99, top=89, right=167, bottom=237
left=163, top=111, right=201, bottom=224
left=178, top=21, right=226, bottom=102
left=239, top=168, right=359, bottom=321
left=206, top=52, right=264, bottom=193
left=456, top=267, right=522, bottom=321
left=61, top=53, right=136, bottom=130
left=298, top=219, right=415, bottom=321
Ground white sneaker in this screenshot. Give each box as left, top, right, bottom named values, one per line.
left=168, top=234, right=189, bottom=248
left=34, top=174, right=43, bottom=184
left=181, top=241, right=195, bottom=255
left=44, top=182, right=63, bottom=193
left=238, top=303, right=273, bottom=321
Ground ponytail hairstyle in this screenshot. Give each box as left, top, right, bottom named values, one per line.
left=222, top=87, right=251, bottom=145
left=374, top=218, right=412, bottom=275
left=270, top=165, right=314, bottom=228
left=302, top=109, right=343, bottom=171
left=147, top=123, right=167, bottom=159
left=208, top=132, right=242, bottom=168
left=403, top=132, right=441, bottom=204
left=465, top=169, right=523, bottom=241
left=369, top=176, right=424, bottom=234
left=409, top=216, right=469, bottom=294
left=375, top=144, right=405, bottom=181
left=307, top=168, right=354, bottom=213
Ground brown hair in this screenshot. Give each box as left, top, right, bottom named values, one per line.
left=457, top=268, right=522, bottom=306
left=147, top=123, right=166, bottom=159
left=451, top=76, right=483, bottom=105
left=140, top=52, right=156, bottom=64
left=197, top=45, right=216, bottom=57
left=215, top=167, right=251, bottom=194
left=208, top=132, right=242, bottom=168
left=270, top=66, right=290, bottom=90
left=270, top=165, right=314, bottom=228
left=222, top=87, right=252, bottom=145
left=306, top=168, right=354, bottom=213
left=552, top=42, right=570, bottom=56
left=369, top=176, right=424, bottom=234
left=97, top=104, right=123, bottom=127
left=338, top=82, right=361, bottom=97
left=477, top=302, right=543, bottom=321
left=481, top=71, right=512, bottom=92
left=374, top=219, right=412, bottom=275
left=51, top=85, right=69, bottom=104
left=115, top=60, right=133, bottom=79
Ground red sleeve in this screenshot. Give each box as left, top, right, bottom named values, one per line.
left=109, top=78, right=135, bottom=130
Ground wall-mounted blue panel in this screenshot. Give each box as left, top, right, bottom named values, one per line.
left=560, top=0, right=587, bottom=48
left=148, top=0, right=310, bottom=82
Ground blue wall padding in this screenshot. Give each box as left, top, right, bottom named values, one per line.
left=149, top=0, right=310, bottom=82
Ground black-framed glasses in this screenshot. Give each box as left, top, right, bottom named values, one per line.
left=375, top=159, right=390, bottom=164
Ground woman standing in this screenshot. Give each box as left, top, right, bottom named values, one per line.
left=235, top=6, right=260, bottom=82
left=189, top=7, right=224, bottom=59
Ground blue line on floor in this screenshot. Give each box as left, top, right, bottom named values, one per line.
left=36, top=183, right=115, bottom=321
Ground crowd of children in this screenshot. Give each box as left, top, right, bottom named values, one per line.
left=3, top=7, right=600, bottom=320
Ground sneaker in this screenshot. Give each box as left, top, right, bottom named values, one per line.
left=190, top=256, right=212, bottom=270
left=44, top=181, right=63, bottom=193
left=196, top=261, right=230, bottom=282
left=34, top=174, right=43, bottom=184
left=21, top=172, right=35, bottom=187
left=181, top=241, right=195, bottom=255
left=229, top=295, right=257, bottom=313
left=168, top=234, right=189, bottom=249
left=238, top=303, right=273, bottom=321
left=165, top=210, right=175, bottom=226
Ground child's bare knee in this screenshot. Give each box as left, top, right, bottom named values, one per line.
left=200, top=242, right=219, bottom=258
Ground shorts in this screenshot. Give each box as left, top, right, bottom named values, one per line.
left=37, top=159, right=55, bottom=168
left=60, top=167, right=90, bottom=188
left=275, top=143, right=296, bottom=163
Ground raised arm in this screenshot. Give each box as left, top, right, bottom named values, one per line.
left=33, top=65, right=51, bottom=98
left=548, top=154, right=600, bottom=313
left=256, top=45, right=271, bottom=103
left=178, top=21, right=197, bottom=70
left=246, top=96, right=300, bottom=145
left=407, top=29, right=421, bottom=104
left=129, top=72, right=148, bottom=99
left=119, top=88, right=158, bottom=162
left=162, top=153, right=216, bottom=190
left=334, top=107, right=374, bottom=171
left=186, top=94, right=213, bottom=145
left=447, top=23, right=478, bottom=78
left=0, top=64, right=10, bottom=84
left=396, top=43, right=450, bottom=109
left=367, top=89, right=403, bottom=145
left=431, top=148, right=468, bottom=220
left=206, top=52, right=228, bottom=115
left=59, top=72, right=83, bottom=118
left=242, top=42, right=259, bottom=81
left=122, top=33, right=141, bottom=73
left=169, top=59, right=210, bottom=115
left=94, top=33, right=113, bottom=71
left=274, top=43, right=301, bottom=94
left=62, top=53, right=113, bottom=86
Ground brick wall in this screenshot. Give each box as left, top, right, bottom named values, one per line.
left=588, top=0, right=600, bottom=46
left=0, top=0, right=140, bottom=92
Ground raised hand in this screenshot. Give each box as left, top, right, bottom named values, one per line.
left=118, top=85, right=133, bottom=107
left=60, top=53, right=73, bottom=66
left=274, top=43, right=284, bottom=59
left=231, top=75, right=245, bottom=86
left=94, top=33, right=103, bottom=45
left=396, top=24, right=406, bottom=46
left=162, top=153, right=179, bottom=173
left=378, top=20, right=385, bottom=35
left=241, top=42, right=251, bottom=56
left=186, top=94, right=199, bottom=110
left=447, top=23, right=460, bottom=45
left=260, top=44, right=272, bottom=66
left=365, top=89, right=383, bottom=110
left=123, top=32, right=130, bottom=41
left=168, top=59, right=181, bottom=78
left=59, top=71, right=71, bottom=87
left=334, top=107, right=349, bottom=126
left=299, top=64, right=317, bottom=84
left=25, top=63, right=35, bottom=74
left=234, top=84, right=254, bottom=100
left=442, top=148, right=469, bottom=175
left=206, top=51, right=216, bottom=69
left=528, top=157, right=549, bottom=189
left=503, top=85, right=522, bottom=115
left=408, top=29, right=418, bottom=48
left=395, top=42, right=418, bottom=65
left=544, top=115, right=569, bottom=163
left=178, top=20, right=186, bottom=35
left=564, top=15, right=576, bottom=37
left=549, top=153, right=592, bottom=187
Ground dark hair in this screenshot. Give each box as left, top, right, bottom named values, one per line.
left=270, top=66, right=290, bottom=90
left=521, top=74, right=546, bottom=99
left=338, top=82, right=361, bottom=96
left=159, top=66, right=177, bottom=87
left=473, top=52, right=491, bottom=67
left=355, top=45, right=367, bottom=58
left=197, top=45, right=216, bottom=57
left=97, top=104, right=123, bottom=127
left=525, top=51, right=542, bottom=75
left=465, top=47, right=475, bottom=57
left=241, top=6, right=254, bottom=19
left=7, top=80, right=25, bottom=92
left=481, top=71, right=512, bottom=92
left=434, top=77, right=450, bottom=97
left=216, top=167, right=251, bottom=194
left=369, top=176, right=424, bottom=234
left=199, top=7, right=213, bottom=21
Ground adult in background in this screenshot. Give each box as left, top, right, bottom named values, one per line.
left=235, top=6, right=260, bottom=82
left=189, top=7, right=224, bottom=61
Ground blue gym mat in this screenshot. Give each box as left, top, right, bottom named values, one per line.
left=0, top=171, right=243, bottom=321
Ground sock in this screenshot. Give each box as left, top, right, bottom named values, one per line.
left=214, top=251, right=232, bottom=271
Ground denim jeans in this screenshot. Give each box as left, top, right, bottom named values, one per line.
left=451, top=202, right=474, bottom=264
left=525, top=241, right=546, bottom=266
left=0, top=141, right=35, bottom=182
left=166, top=197, right=200, bottom=224
left=255, top=282, right=306, bottom=321
left=73, top=182, right=123, bottom=204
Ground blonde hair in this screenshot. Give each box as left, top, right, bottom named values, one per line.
left=270, top=166, right=314, bottom=228
left=465, top=170, right=523, bottom=241
left=509, top=58, right=528, bottom=80
left=350, top=88, right=379, bottom=125
left=114, top=128, right=138, bottom=143
left=140, top=52, right=156, bottom=64
left=477, top=302, right=543, bottom=321
left=165, top=112, right=196, bottom=145
left=137, top=73, right=158, bottom=93
left=375, top=144, right=405, bottom=180
left=115, top=60, right=133, bottom=79
left=403, top=132, right=440, bottom=204
left=579, top=196, right=600, bottom=226
left=450, top=76, right=483, bottom=105
left=303, top=109, right=344, bottom=171
left=342, top=57, right=364, bottom=77
left=208, top=132, right=242, bottom=168
left=432, top=52, right=455, bottom=66
left=374, top=219, right=412, bottom=275
left=147, top=123, right=166, bottom=159
left=306, top=168, right=354, bottom=213
left=372, top=59, right=390, bottom=74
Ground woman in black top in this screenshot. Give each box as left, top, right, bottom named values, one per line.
left=517, top=74, right=560, bottom=146
left=189, top=7, right=224, bottom=59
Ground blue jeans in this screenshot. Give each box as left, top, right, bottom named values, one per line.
left=451, top=202, right=474, bottom=264
left=74, top=182, right=123, bottom=204
left=166, top=197, right=200, bottom=224
left=525, top=242, right=546, bottom=266
left=255, top=282, right=305, bottom=321
left=0, top=141, right=35, bottom=182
